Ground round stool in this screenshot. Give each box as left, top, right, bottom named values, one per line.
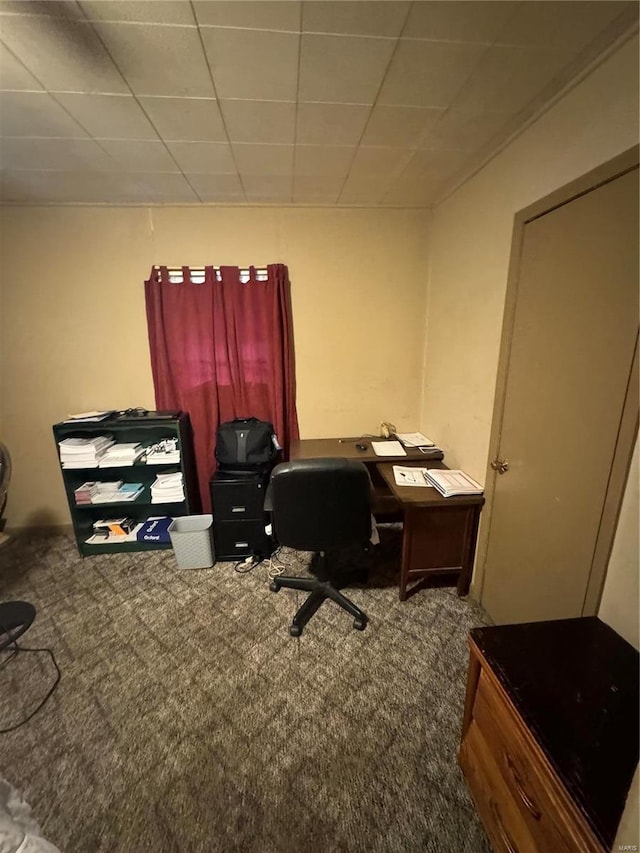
left=0, top=600, right=59, bottom=733
left=0, top=601, right=36, bottom=651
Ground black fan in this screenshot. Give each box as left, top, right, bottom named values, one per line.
left=0, top=441, right=11, bottom=547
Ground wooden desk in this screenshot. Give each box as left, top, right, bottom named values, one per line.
left=290, top=438, right=482, bottom=599
left=377, top=462, right=484, bottom=599
left=460, top=618, right=639, bottom=853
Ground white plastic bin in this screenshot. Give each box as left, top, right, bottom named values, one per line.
left=168, top=514, right=215, bottom=569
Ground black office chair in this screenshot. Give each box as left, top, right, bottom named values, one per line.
left=267, top=458, right=372, bottom=636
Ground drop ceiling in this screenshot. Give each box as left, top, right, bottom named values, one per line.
left=0, top=0, right=637, bottom=207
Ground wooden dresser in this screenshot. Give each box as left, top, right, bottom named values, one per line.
left=459, top=618, right=639, bottom=853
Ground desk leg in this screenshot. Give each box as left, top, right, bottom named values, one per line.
left=399, top=509, right=411, bottom=601
left=456, top=506, right=481, bottom=597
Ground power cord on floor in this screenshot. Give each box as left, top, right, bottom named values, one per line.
left=267, top=547, right=286, bottom=580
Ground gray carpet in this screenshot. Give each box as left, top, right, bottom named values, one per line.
left=0, top=529, right=492, bottom=853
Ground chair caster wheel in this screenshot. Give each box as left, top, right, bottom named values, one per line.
left=289, top=624, right=302, bottom=637
left=353, top=618, right=367, bottom=631
left=269, top=581, right=280, bottom=592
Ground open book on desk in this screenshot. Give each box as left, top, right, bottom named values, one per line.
left=393, top=466, right=431, bottom=486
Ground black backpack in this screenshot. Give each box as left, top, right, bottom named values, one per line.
left=215, top=417, right=279, bottom=472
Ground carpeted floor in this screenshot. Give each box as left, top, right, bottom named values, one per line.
left=0, top=529, right=492, bottom=853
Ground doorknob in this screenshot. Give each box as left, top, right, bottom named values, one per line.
left=491, top=458, right=510, bottom=474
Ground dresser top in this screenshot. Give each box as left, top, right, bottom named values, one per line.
left=470, top=616, right=639, bottom=849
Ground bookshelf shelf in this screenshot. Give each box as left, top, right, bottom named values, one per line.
left=52, top=411, right=200, bottom=556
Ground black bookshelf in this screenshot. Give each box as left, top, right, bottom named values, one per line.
left=52, top=411, right=200, bottom=556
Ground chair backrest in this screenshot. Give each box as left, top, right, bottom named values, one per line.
left=269, top=458, right=372, bottom=553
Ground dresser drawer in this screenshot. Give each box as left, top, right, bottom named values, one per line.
left=460, top=719, right=538, bottom=853
left=473, top=671, right=601, bottom=853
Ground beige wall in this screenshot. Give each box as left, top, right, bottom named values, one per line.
left=0, top=206, right=429, bottom=528
left=421, top=35, right=639, bottom=600
left=598, top=438, right=639, bottom=650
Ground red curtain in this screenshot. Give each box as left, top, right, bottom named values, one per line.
left=144, top=264, right=299, bottom=512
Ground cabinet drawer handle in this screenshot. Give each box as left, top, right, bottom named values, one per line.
left=505, top=753, right=542, bottom=820
left=489, top=800, right=519, bottom=853
left=231, top=506, right=247, bottom=513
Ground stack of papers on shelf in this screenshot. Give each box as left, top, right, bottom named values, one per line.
left=150, top=472, right=184, bottom=503
left=371, top=440, right=406, bottom=457
left=58, top=435, right=115, bottom=467
left=74, top=481, right=100, bottom=504
left=113, top=483, right=144, bottom=502
left=98, top=443, right=144, bottom=467
left=395, top=432, right=435, bottom=448
left=81, top=481, right=144, bottom=503
left=86, top=517, right=143, bottom=544
left=392, top=466, right=432, bottom=487
left=64, top=411, right=115, bottom=423
left=145, top=438, right=180, bottom=464
left=424, top=469, right=483, bottom=497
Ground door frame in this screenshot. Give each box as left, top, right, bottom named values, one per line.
left=476, top=145, right=640, bottom=613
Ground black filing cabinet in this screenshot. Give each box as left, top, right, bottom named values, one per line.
left=210, top=471, right=271, bottom=561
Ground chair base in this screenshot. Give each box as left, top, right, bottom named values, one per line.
left=270, top=575, right=368, bottom=636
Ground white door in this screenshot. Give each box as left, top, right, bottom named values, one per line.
left=482, top=167, right=639, bottom=625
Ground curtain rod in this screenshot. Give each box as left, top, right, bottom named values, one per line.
left=153, top=265, right=268, bottom=274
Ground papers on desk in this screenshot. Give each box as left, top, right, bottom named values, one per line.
left=395, top=432, right=435, bottom=447
left=371, top=440, right=406, bottom=457
left=424, top=469, right=483, bottom=497
left=393, top=466, right=432, bottom=487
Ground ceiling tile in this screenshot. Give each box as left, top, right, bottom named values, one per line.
left=0, top=1, right=84, bottom=19
left=381, top=174, right=442, bottom=206
left=360, top=104, right=443, bottom=147
left=296, top=102, right=370, bottom=145
left=54, top=92, right=158, bottom=138
left=128, top=171, right=200, bottom=202
left=495, top=1, right=634, bottom=50
left=185, top=172, right=244, bottom=202
left=221, top=99, right=295, bottom=144
left=421, top=109, right=510, bottom=151
left=399, top=148, right=469, bottom=180
left=79, top=1, right=196, bottom=25
left=0, top=135, right=115, bottom=170
left=0, top=45, right=44, bottom=90
left=450, top=45, right=568, bottom=114
left=165, top=140, right=236, bottom=173
left=299, top=33, right=395, bottom=103
left=338, top=173, right=389, bottom=205
left=0, top=91, right=88, bottom=136
left=233, top=143, right=294, bottom=176
left=302, top=1, right=409, bottom=37
left=139, top=96, right=226, bottom=141
left=242, top=174, right=292, bottom=201
left=98, top=139, right=178, bottom=171
left=294, top=144, right=354, bottom=177
left=194, top=1, right=301, bottom=31
left=0, top=14, right=128, bottom=93
left=293, top=174, right=343, bottom=203
left=0, top=168, right=147, bottom=203
left=348, top=146, right=414, bottom=179
left=404, top=1, right=518, bottom=44
left=378, top=39, right=488, bottom=108
left=93, top=22, right=214, bottom=97
left=201, top=28, right=299, bottom=101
